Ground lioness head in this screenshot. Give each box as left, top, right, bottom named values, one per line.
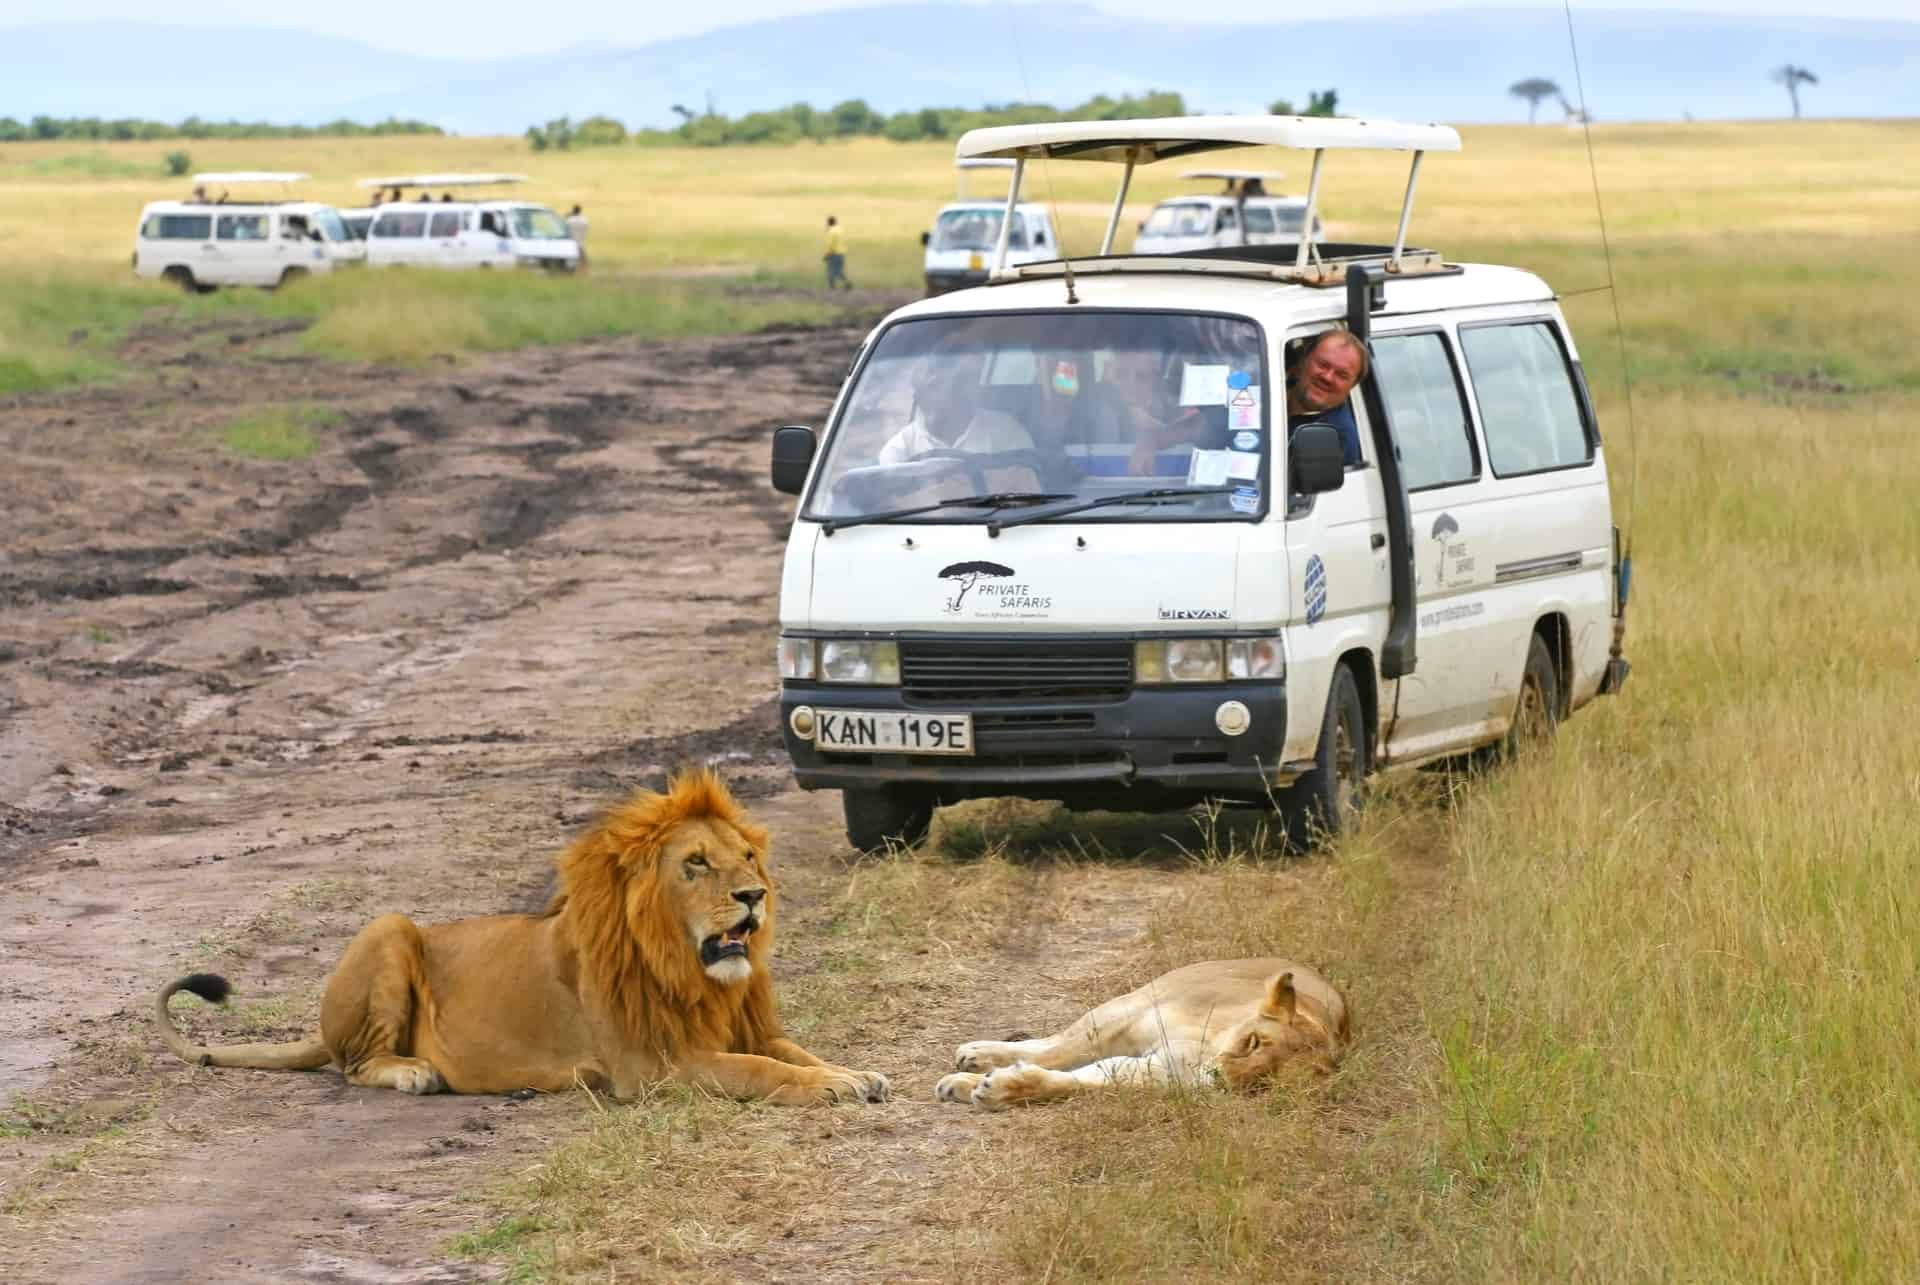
left=1213, top=971, right=1346, bottom=1090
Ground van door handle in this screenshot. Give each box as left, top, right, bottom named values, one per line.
left=1371, top=532, right=1387, bottom=550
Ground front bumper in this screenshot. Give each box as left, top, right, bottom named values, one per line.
left=780, top=681, right=1288, bottom=807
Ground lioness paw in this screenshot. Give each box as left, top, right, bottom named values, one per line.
left=970, top=1063, right=1058, bottom=1110
left=935, top=1072, right=984, bottom=1104
left=851, top=1069, right=891, bottom=1102
left=393, top=1063, right=444, bottom=1095
left=954, top=1040, right=1024, bottom=1073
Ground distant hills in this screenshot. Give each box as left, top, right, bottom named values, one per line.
left=4, top=6, right=1917, bottom=135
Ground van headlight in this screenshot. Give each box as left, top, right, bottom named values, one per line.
left=819, top=639, right=900, bottom=685
left=780, top=635, right=900, bottom=685
left=1135, top=636, right=1284, bottom=684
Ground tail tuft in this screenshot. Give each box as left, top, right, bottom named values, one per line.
left=180, top=973, right=232, bottom=1004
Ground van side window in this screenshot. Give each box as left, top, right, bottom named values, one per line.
left=429, top=210, right=462, bottom=238
left=215, top=213, right=268, bottom=241
left=1459, top=322, right=1594, bottom=476
left=146, top=214, right=211, bottom=240
left=1216, top=206, right=1237, bottom=233
left=1372, top=332, right=1477, bottom=491
left=1242, top=206, right=1276, bottom=234
left=373, top=212, right=427, bottom=238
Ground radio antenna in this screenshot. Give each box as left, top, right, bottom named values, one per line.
left=1563, top=0, right=1638, bottom=677
left=997, top=0, right=1078, bottom=304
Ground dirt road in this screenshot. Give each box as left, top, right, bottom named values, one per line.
left=0, top=301, right=1249, bottom=1282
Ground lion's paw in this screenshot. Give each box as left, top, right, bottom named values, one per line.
left=954, top=1040, right=1026, bottom=1073
left=392, top=1062, right=445, bottom=1095
left=935, top=1071, right=984, bottom=1104
left=970, top=1062, right=1058, bottom=1110
left=816, top=1068, right=887, bottom=1105
left=850, top=1069, right=891, bottom=1103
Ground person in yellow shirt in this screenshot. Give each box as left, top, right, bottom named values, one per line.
left=823, top=215, right=853, bottom=290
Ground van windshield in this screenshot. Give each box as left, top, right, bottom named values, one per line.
left=932, top=208, right=1026, bottom=252
left=804, top=312, right=1269, bottom=525
left=1141, top=203, right=1214, bottom=238
left=509, top=208, right=568, bottom=240
left=313, top=209, right=349, bottom=242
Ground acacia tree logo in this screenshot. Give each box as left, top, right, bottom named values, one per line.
left=938, top=561, right=1014, bottom=614
left=1429, top=513, right=1459, bottom=587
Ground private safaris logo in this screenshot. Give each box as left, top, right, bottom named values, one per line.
left=937, top=561, right=1052, bottom=617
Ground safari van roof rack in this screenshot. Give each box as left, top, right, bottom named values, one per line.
left=952, top=114, right=1461, bottom=284
left=355, top=173, right=529, bottom=191
left=1178, top=168, right=1285, bottom=194
left=954, top=156, right=1016, bottom=200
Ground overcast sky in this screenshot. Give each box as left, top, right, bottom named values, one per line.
left=7, top=0, right=1913, bottom=59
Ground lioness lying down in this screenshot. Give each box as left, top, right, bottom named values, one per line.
left=935, top=958, right=1347, bottom=1109
left=154, top=770, right=889, bottom=1106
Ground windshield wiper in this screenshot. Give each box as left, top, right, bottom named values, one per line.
left=985, top=486, right=1234, bottom=535
left=820, top=491, right=1075, bottom=536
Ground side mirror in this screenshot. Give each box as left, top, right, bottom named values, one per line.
left=1034, top=230, right=1047, bottom=246
left=770, top=425, right=817, bottom=496
left=309, top=229, right=324, bottom=242
left=920, top=230, right=931, bottom=247
left=1289, top=423, right=1346, bottom=495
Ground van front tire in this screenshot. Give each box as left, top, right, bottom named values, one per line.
left=1285, top=662, right=1369, bottom=851
left=843, top=786, right=936, bottom=854
left=275, top=267, right=308, bottom=291
left=161, top=266, right=197, bottom=294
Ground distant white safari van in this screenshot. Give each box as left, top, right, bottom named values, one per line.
left=133, top=172, right=345, bottom=291
left=922, top=159, right=1058, bottom=295
left=359, top=174, right=580, bottom=273
left=769, top=117, right=1632, bottom=852
left=1133, top=170, right=1323, bottom=255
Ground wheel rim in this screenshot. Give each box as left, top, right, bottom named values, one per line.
left=1515, top=671, right=1550, bottom=746
left=1332, top=708, right=1359, bottom=816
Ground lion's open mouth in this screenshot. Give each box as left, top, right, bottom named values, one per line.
left=700, top=919, right=756, bottom=965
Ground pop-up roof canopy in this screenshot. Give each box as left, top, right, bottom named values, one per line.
left=1179, top=168, right=1285, bottom=183
left=357, top=173, right=528, bottom=190
left=952, top=115, right=1462, bottom=277
left=953, top=156, right=1016, bottom=200
left=192, top=171, right=310, bottom=184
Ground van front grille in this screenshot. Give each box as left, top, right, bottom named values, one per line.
left=900, top=639, right=1131, bottom=704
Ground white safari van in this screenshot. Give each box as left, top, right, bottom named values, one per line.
left=359, top=174, right=580, bottom=272
left=770, top=117, right=1631, bottom=851
left=133, top=172, right=345, bottom=291
left=1133, top=169, right=1322, bottom=255
left=922, top=159, right=1058, bottom=295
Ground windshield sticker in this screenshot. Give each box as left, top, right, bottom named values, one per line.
left=1304, top=554, right=1328, bottom=624
left=1052, top=360, right=1080, bottom=395
left=938, top=560, right=1052, bottom=619
left=1226, top=451, right=1261, bottom=481
left=1230, top=485, right=1261, bottom=514
left=1186, top=449, right=1232, bottom=488
left=1230, top=383, right=1262, bottom=429
left=1179, top=363, right=1231, bottom=406
left=1232, top=430, right=1261, bottom=451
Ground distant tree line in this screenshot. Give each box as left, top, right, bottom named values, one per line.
left=0, top=115, right=442, bottom=143
left=527, top=90, right=1195, bottom=150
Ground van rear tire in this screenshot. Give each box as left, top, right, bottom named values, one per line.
left=161, top=266, right=197, bottom=294
left=1501, top=632, right=1561, bottom=760
left=275, top=267, right=308, bottom=291
left=843, top=786, right=936, bottom=854
left=1284, top=662, right=1369, bottom=851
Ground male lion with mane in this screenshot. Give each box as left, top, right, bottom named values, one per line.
left=154, top=769, right=889, bottom=1105
left=935, top=959, right=1347, bottom=1109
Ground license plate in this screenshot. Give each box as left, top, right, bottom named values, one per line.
left=815, top=709, right=973, bottom=755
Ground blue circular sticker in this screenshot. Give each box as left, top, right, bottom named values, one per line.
left=1227, top=370, right=1252, bottom=390
left=1304, top=554, right=1328, bottom=624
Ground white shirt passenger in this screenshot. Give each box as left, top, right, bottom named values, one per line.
left=878, top=409, right=1032, bottom=465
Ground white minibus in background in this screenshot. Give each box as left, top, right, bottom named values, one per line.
left=922, top=158, right=1058, bottom=295
left=360, top=174, right=580, bottom=273
left=133, top=173, right=350, bottom=291
left=1133, top=169, right=1322, bottom=255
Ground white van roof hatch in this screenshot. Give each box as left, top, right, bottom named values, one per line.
left=356, top=173, right=528, bottom=190
left=952, top=114, right=1461, bottom=282
left=953, top=156, right=1016, bottom=200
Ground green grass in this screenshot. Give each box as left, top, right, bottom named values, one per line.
left=0, top=151, right=153, bottom=180
left=218, top=403, right=339, bottom=460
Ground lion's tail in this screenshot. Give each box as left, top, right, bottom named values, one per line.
left=153, top=973, right=332, bottom=1071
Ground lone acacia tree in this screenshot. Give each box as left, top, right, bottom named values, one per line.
left=938, top=561, right=1013, bottom=614
left=1772, top=64, right=1819, bottom=119
left=1508, top=77, right=1568, bottom=125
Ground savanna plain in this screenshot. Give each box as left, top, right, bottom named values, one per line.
left=1, top=119, right=1917, bottom=1282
